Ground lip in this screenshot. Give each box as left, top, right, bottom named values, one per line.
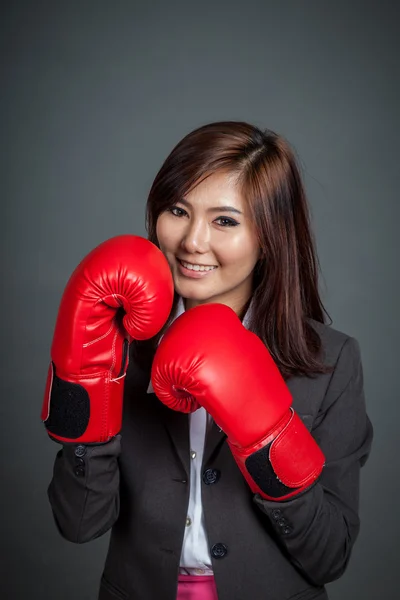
left=176, top=258, right=218, bottom=279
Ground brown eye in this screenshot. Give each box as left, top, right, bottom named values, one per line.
left=168, top=206, right=187, bottom=217
left=215, top=217, right=239, bottom=227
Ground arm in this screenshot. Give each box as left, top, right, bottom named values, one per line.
left=42, top=236, right=173, bottom=541
left=47, top=436, right=121, bottom=544
left=253, top=337, right=373, bottom=585
left=151, top=304, right=373, bottom=585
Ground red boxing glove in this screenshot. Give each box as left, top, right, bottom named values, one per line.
left=151, top=303, right=325, bottom=501
left=41, top=235, right=174, bottom=445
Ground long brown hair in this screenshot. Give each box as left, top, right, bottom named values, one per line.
left=145, top=121, right=331, bottom=379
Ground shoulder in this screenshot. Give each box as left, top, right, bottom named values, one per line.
left=309, top=318, right=350, bottom=357
left=308, top=318, right=362, bottom=380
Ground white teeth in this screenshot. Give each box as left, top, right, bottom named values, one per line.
left=180, top=260, right=216, bottom=272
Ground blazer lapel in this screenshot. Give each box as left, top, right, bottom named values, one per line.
left=203, top=419, right=227, bottom=466
left=162, top=403, right=227, bottom=472
left=161, top=400, right=191, bottom=477
left=286, top=375, right=316, bottom=423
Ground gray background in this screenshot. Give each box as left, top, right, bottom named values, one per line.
left=1, top=0, right=398, bottom=598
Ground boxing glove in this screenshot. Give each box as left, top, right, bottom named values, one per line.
left=151, top=303, right=325, bottom=501
left=41, top=235, right=174, bottom=445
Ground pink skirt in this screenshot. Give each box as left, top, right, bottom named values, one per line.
left=177, top=574, right=218, bottom=600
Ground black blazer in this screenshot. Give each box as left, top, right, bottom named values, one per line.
left=47, top=319, right=373, bottom=600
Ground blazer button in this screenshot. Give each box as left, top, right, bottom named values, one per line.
left=211, top=543, right=228, bottom=559
left=276, top=518, right=292, bottom=534
left=74, top=445, right=87, bottom=457
left=202, top=468, right=221, bottom=485
left=271, top=509, right=282, bottom=521
left=277, top=518, right=288, bottom=527
left=74, top=466, right=85, bottom=477
left=282, top=525, right=292, bottom=535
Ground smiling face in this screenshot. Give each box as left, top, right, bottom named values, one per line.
left=155, top=170, right=261, bottom=315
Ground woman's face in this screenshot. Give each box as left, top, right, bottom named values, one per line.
left=156, top=170, right=260, bottom=314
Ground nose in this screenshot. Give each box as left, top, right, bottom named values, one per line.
left=180, top=218, right=210, bottom=254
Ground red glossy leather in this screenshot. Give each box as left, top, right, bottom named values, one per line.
left=151, top=303, right=324, bottom=499
left=42, top=235, right=174, bottom=444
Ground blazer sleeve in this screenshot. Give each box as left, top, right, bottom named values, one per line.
left=253, top=336, right=373, bottom=586
left=47, top=434, right=121, bottom=544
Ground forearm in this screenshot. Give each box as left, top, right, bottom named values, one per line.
left=254, top=477, right=359, bottom=585
left=47, top=435, right=121, bottom=543
left=232, top=336, right=373, bottom=584
left=252, top=404, right=373, bottom=585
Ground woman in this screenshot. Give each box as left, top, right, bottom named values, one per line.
left=43, top=121, right=373, bottom=600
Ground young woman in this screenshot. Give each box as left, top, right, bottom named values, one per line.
left=43, top=121, right=373, bottom=600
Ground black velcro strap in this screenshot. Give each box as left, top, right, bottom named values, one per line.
left=44, top=365, right=90, bottom=439
left=245, top=443, right=301, bottom=498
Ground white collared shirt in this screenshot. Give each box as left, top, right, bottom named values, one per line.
left=147, top=297, right=252, bottom=575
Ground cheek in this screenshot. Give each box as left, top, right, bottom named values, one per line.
left=156, top=216, right=175, bottom=252
left=217, top=232, right=259, bottom=268
left=155, top=216, right=164, bottom=244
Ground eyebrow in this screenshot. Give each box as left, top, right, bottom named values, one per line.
left=179, top=197, right=243, bottom=215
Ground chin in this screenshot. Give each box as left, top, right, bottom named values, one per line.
left=174, top=283, right=217, bottom=303
left=176, top=289, right=210, bottom=301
